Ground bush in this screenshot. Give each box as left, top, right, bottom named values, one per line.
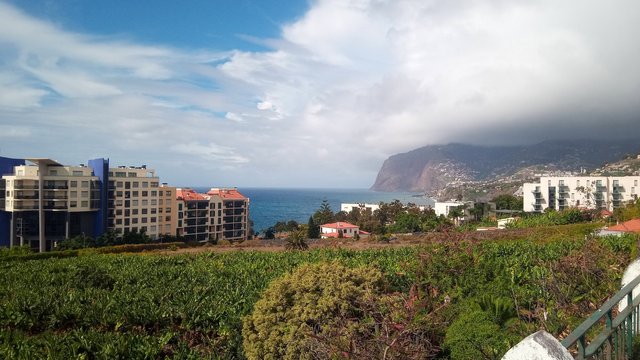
left=242, top=262, right=384, bottom=359
left=444, top=309, right=515, bottom=360
left=285, top=230, right=308, bottom=251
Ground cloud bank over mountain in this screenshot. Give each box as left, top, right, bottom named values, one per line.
left=1, top=0, right=639, bottom=187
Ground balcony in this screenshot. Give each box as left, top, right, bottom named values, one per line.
left=613, top=186, right=624, bottom=193
left=558, top=185, right=570, bottom=194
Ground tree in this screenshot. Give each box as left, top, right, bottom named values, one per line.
left=312, top=200, right=335, bottom=226
left=491, top=194, right=523, bottom=210
left=263, top=227, right=275, bottom=240
left=307, top=216, right=320, bottom=239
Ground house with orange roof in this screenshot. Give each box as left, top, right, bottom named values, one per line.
left=320, top=221, right=369, bottom=239
left=597, top=218, right=640, bottom=236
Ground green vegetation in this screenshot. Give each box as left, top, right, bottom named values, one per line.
left=0, top=224, right=636, bottom=359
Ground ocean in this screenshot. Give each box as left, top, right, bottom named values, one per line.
left=193, top=187, right=434, bottom=233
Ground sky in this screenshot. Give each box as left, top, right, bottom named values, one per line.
left=0, top=0, right=639, bottom=188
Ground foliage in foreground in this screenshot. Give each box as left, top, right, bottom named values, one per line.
left=0, top=225, right=636, bottom=359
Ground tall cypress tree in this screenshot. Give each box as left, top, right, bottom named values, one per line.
left=307, top=216, right=320, bottom=239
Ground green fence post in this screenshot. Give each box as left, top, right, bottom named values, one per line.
left=628, top=292, right=634, bottom=358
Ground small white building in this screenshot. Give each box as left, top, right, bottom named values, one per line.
left=320, top=222, right=364, bottom=238
left=434, top=201, right=468, bottom=217
left=341, top=203, right=380, bottom=213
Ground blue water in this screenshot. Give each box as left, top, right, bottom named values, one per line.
left=193, top=188, right=434, bottom=232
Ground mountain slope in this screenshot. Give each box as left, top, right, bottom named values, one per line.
left=371, top=139, right=640, bottom=192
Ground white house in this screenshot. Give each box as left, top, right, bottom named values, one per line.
left=434, top=201, right=469, bottom=217
left=320, top=222, right=367, bottom=238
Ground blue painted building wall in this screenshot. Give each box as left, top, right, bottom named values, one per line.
left=0, top=156, right=26, bottom=247
left=88, top=158, right=109, bottom=239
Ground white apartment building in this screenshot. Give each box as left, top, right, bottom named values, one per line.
left=523, top=176, right=640, bottom=212
left=107, top=166, right=162, bottom=239
left=341, top=203, right=380, bottom=213
left=2, top=159, right=100, bottom=251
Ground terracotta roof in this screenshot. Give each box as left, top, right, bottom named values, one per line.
left=206, top=188, right=247, bottom=200
left=607, top=219, right=640, bottom=233
left=321, top=222, right=359, bottom=229
left=176, top=188, right=207, bottom=201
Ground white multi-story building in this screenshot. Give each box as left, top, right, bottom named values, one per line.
left=523, top=176, right=640, bottom=212
left=341, top=203, right=380, bottom=213
left=2, top=159, right=101, bottom=251
left=107, top=165, right=162, bottom=239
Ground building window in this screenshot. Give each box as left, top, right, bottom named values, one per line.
left=142, top=199, right=148, bottom=206
left=81, top=201, right=88, bottom=207
left=133, top=182, right=139, bottom=188
left=151, top=208, right=157, bottom=214
left=73, top=170, right=83, bottom=176
left=132, top=218, right=138, bottom=224
left=132, top=191, right=139, bottom=197
left=150, top=225, right=157, bottom=233
left=116, top=181, right=123, bottom=187
left=116, top=209, right=122, bottom=215
left=142, top=191, right=148, bottom=197
left=70, top=181, right=77, bottom=187
left=150, top=217, right=156, bottom=223
left=165, top=191, right=171, bottom=196
left=142, top=182, right=149, bottom=188
left=125, top=182, right=131, bottom=189
left=115, top=172, right=126, bottom=177
left=151, top=191, right=157, bottom=196
left=132, top=209, right=138, bottom=215
left=81, top=191, right=89, bottom=198
left=116, top=200, right=123, bottom=206
left=125, top=219, right=130, bottom=226
left=142, top=218, right=148, bottom=223
left=116, top=219, right=122, bottom=225
left=142, top=208, right=148, bottom=214
left=132, top=200, right=139, bottom=206
left=125, top=209, right=130, bottom=216
left=50, top=170, right=57, bottom=176
left=116, top=191, right=123, bottom=197
left=81, top=181, right=89, bottom=188
left=151, top=182, right=159, bottom=187
left=166, top=207, right=171, bottom=213
left=70, top=201, right=77, bottom=208
left=151, top=199, right=157, bottom=205
left=70, top=191, right=77, bottom=197
left=576, top=180, right=580, bottom=187
left=635, top=180, right=638, bottom=186
left=128, top=172, right=136, bottom=178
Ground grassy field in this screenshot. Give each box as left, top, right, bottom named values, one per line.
left=0, top=223, right=636, bottom=359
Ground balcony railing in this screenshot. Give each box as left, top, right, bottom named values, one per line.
left=561, top=274, right=640, bottom=359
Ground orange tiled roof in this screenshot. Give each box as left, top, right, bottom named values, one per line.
left=607, top=219, right=640, bottom=233
left=176, top=188, right=207, bottom=201
left=321, top=222, right=359, bottom=229
left=206, top=188, right=247, bottom=200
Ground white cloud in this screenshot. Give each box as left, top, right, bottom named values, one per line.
left=1, top=0, right=639, bottom=187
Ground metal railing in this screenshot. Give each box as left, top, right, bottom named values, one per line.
left=561, top=274, right=640, bottom=359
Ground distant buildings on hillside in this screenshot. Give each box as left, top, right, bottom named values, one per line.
left=523, top=175, right=640, bottom=212
left=0, top=156, right=249, bottom=252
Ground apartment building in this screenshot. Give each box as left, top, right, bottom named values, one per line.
left=175, top=188, right=249, bottom=242
left=158, top=184, right=177, bottom=238
left=106, top=165, right=162, bottom=239
left=207, top=188, right=250, bottom=242
left=523, top=176, right=640, bottom=212
left=1, top=156, right=251, bottom=250
left=1, top=158, right=102, bottom=251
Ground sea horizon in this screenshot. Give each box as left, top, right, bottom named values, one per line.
left=190, top=187, right=435, bottom=233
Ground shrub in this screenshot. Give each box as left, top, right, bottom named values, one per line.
left=242, top=262, right=384, bottom=360
left=444, top=309, right=514, bottom=360
left=285, top=230, right=308, bottom=251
